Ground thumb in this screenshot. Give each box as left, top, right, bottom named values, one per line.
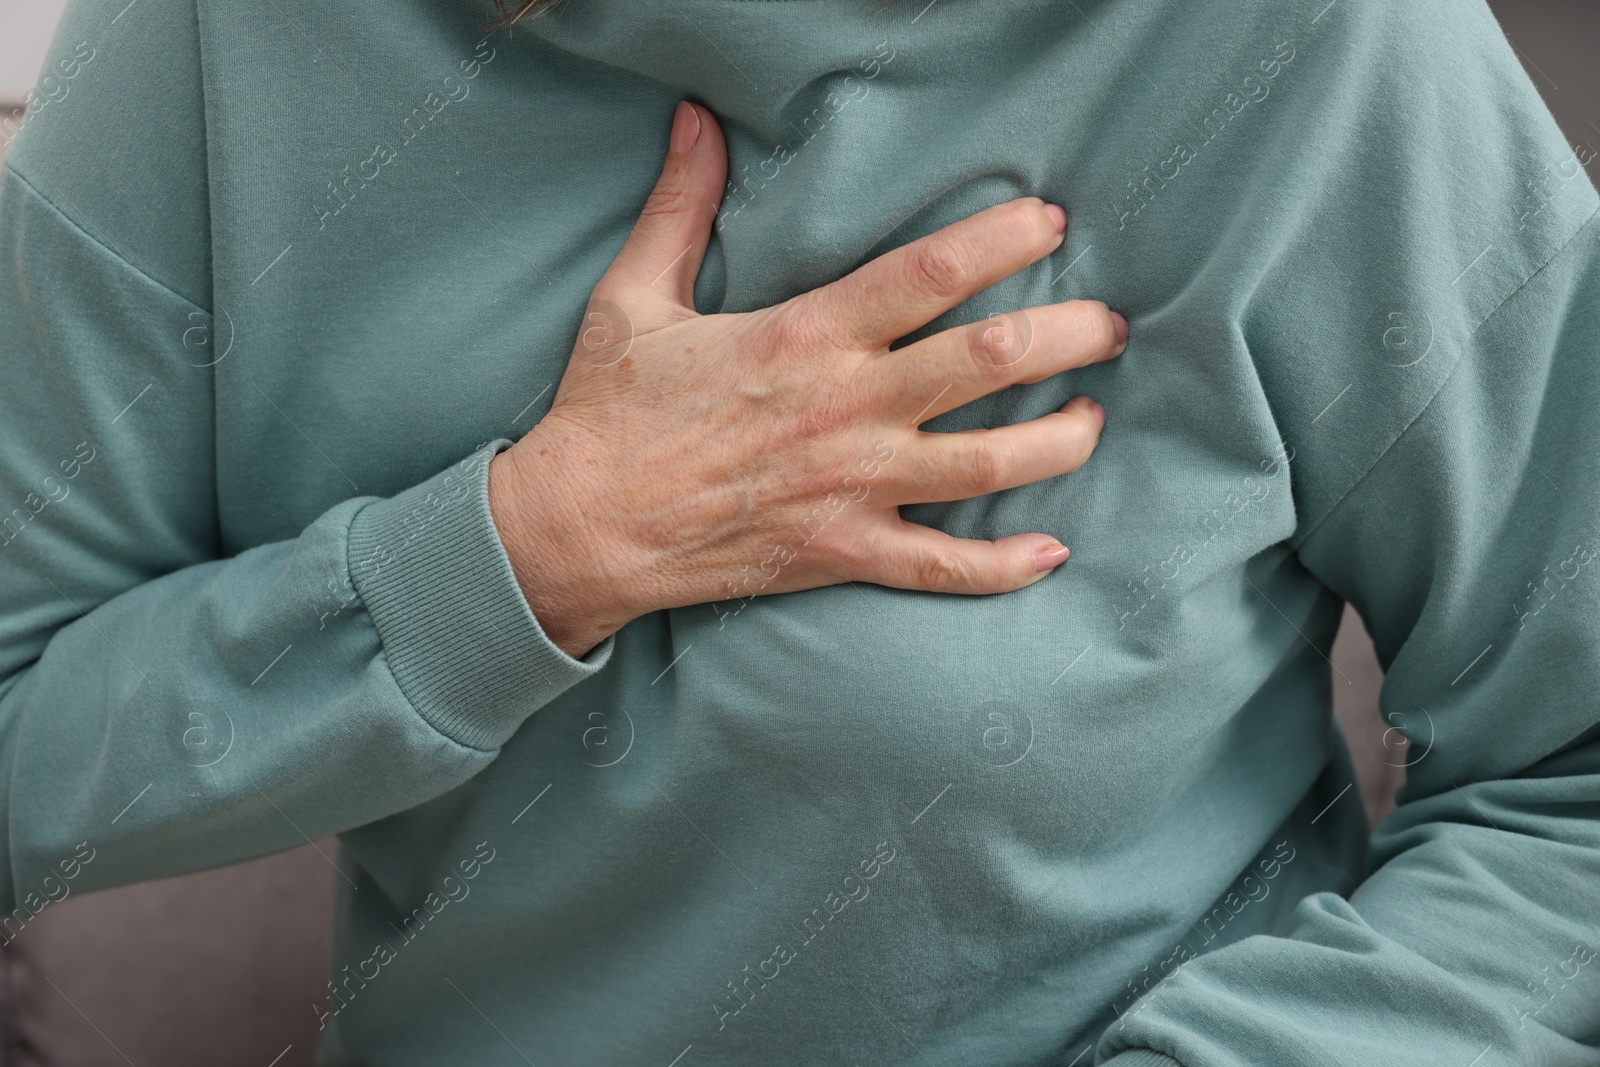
left=596, top=101, right=728, bottom=314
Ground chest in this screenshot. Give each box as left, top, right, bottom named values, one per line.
left=203, top=3, right=1327, bottom=820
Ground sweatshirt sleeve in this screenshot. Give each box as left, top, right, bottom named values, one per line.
left=1100, top=210, right=1600, bottom=1067
left=1094, top=3, right=1600, bottom=1064
left=0, top=157, right=610, bottom=913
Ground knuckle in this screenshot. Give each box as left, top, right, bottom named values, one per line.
left=959, top=441, right=1010, bottom=495
left=801, top=389, right=879, bottom=457
left=769, top=298, right=848, bottom=355
left=967, top=312, right=1032, bottom=374
left=637, top=180, right=690, bottom=225
left=909, top=236, right=973, bottom=298
left=972, top=319, right=1016, bottom=368
left=982, top=199, right=1055, bottom=259
left=1072, top=301, right=1119, bottom=354
left=913, top=549, right=971, bottom=593
left=1061, top=418, right=1099, bottom=467
left=790, top=392, right=853, bottom=441
left=1003, top=197, right=1052, bottom=239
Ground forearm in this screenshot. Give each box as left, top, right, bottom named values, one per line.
left=0, top=445, right=610, bottom=916
left=0, top=159, right=611, bottom=914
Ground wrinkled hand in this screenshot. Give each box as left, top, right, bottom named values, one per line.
left=489, top=101, right=1127, bottom=657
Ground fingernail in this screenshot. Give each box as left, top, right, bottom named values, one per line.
left=1044, top=203, right=1067, bottom=234
left=1088, top=400, right=1106, bottom=431
left=1035, top=544, right=1071, bottom=572
left=1110, top=311, right=1129, bottom=347
left=669, top=101, right=701, bottom=155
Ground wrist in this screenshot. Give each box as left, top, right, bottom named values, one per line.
left=487, top=435, right=644, bottom=658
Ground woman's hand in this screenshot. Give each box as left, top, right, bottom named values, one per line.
left=488, top=101, right=1127, bottom=658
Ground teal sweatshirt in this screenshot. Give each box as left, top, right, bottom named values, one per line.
left=2, top=0, right=1598, bottom=1063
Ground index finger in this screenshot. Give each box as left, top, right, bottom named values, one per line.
left=796, top=197, right=1067, bottom=351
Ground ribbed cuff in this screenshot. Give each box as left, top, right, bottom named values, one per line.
left=346, top=438, right=613, bottom=750
left=1099, top=1051, right=1183, bottom=1067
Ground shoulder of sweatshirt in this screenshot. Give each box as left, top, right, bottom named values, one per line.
left=6, top=0, right=1598, bottom=519
left=3, top=0, right=504, bottom=314
left=1165, top=0, right=1600, bottom=542
left=4, top=0, right=208, bottom=310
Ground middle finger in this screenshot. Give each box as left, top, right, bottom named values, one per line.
left=867, top=300, right=1127, bottom=426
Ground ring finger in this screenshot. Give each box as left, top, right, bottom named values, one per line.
left=875, top=396, right=1106, bottom=506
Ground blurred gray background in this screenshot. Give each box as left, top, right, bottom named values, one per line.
left=0, top=1, right=1595, bottom=1065
left=0, top=1, right=70, bottom=102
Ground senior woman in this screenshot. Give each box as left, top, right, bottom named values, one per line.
left=2, top=0, right=1598, bottom=1064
